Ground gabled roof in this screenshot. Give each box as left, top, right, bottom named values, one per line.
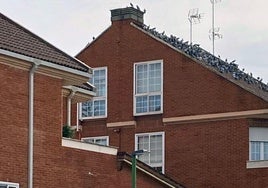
left=0, top=12, right=90, bottom=73
left=131, top=22, right=268, bottom=102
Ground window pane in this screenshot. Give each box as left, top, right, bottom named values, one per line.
left=150, top=135, right=162, bottom=163
left=136, top=64, right=148, bottom=94
left=94, top=69, right=106, bottom=97
left=264, top=142, right=268, bottom=160
left=93, top=100, right=105, bottom=116
left=149, top=63, right=161, bottom=92
left=95, top=138, right=108, bottom=146
left=82, top=101, right=93, bottom=117
left=251, top=141, right=261, bottom=161
left=137, top=135, right=149, bottom=163
left=83, top=138, right=94, bottom=144
left=82, top=67, right=107, bottom=118
left=136, top=96, right=148, bottom=113
left=134, top=61, right=162, bottom=114
left=83, top=137, right=108, bottom=146
left=137, top=133, right=163, bottom=171
left=149, top=95, right=161, bottom=112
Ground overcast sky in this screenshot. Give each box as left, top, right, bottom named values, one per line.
left=1, top=0, right=267, bottom=83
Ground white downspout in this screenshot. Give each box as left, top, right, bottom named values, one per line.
left=76, top=104, right=80, bottom=132
left=67, top=90, right=76, bottom=126
left=28, top=63, right=38, bottom=188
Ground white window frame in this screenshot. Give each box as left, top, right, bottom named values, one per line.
left=249, top=127, right=268, bottom=161
left=80, top=67, right=107, bottom=119
left=81, top=136, right=109, bottom=146
left=0, top=181, right=19, bottom=188
left=247, top=127, right=268, bottom=169
left=133, top=60, right=163, bottom=116
left=135, top=131, right=165, bottom=173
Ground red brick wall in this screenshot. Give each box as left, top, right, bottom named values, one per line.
left=0, top=63, right=28, bottom=185
left=77, top=20, right=268, bottom=122
left=0, top=62, right=167, bottom=187
left=76, top=19, right=268, bottom=187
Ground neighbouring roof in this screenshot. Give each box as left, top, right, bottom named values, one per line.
left=0, top=12, right=90, bottom=73
left=117, top=152, right=185, bottom=188
left=131, top=22, right=268, bottom=102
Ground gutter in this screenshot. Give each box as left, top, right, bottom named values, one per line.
left=28, top=62, right=39, bottom=188
left=0, top=48, right=92, bottom=79
left=63, top=85, right=96, bottom=129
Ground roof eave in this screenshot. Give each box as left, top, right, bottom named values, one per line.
left=0, top=48, right=92, bottom=86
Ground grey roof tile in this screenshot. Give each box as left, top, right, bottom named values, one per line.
left=0, top=12, right=89, bottom=73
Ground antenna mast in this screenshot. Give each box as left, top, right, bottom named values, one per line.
left=209, top=0, right=222, bottom=55
left=188, top=8, right=203, bottom=44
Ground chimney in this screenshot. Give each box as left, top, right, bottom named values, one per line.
left=110, top=6, right=144, bottom=26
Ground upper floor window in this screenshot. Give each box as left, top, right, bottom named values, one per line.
left=81, top=67, right=107, bottom=119
left=82, top=136, right=109, bottom=146
left=134, top=60, right=163, bottom=115
left=135, top=132, right=164, bottom=173
left=249, top=127, right=268, bottom=161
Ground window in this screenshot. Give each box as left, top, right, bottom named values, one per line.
left=134, top=60, right=163, bottom=115
left=82, top=136, right=109, bottom=146
left=81, top=67, right=107, bottom=119
left=249, top=127, right=268, bottom=161
left=0, top=181, right=19, bottom=188
left=135, top=132, right=164, bottom=173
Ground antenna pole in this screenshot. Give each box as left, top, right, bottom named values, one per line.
left=212, top=1, right=215, bottom=55
left=209, top=0, right=222, bottom=56
left=189, top=19, right=193, bottom=43
left=188, top=8, right=202, bottom=44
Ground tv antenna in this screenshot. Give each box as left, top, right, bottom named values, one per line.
left=188, top=8, right=203, bottom=44
left=209, top=0, right=222, bottom=55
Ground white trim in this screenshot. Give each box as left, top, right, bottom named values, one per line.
left=107, top=121, right=136, bottom=127
left=249, top=127, right=268, bottom=161
left=163, top=109, right=268, bottom=125
left=135, top=131, right=165, bottom=173
left=0, top=48, right=92, bottom=78
left=63, top=85, right=96, bottom=98
left=81, top=136, right=109, bottom=146
left=62, top=138, right=117, bottom=155
left=80, top=67, right=108, bottom=119
left=133, top=60, right=163, bottom=116
left=0, top=181, right=19, bottom=188
left=247, top=160, right=268, bottom=169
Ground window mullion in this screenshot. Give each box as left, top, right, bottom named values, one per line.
left=261, top=142, right=264, bottom=160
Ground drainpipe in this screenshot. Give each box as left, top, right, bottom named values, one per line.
left=28, top=63, right=39, bottom=188
left=67, top=90, right=76, bottom=126
left=76, top=104, right=79, bottom=132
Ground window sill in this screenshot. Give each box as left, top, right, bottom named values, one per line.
left=247, top=160, right=268, bottom=169
left=134, top=111, right=163, bottom=117
left=81, top=117, right=107, bottom=122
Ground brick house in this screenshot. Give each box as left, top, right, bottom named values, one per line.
left=0, top=12, right=181, bottom=187
left=76, top=6, right=268, bottom=188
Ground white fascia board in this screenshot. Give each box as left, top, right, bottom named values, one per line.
left=0, top=48, right=92, bottom=79
left=62, top=138, right=118, bottom=155
left=63, top=85, right=96, bottom=97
